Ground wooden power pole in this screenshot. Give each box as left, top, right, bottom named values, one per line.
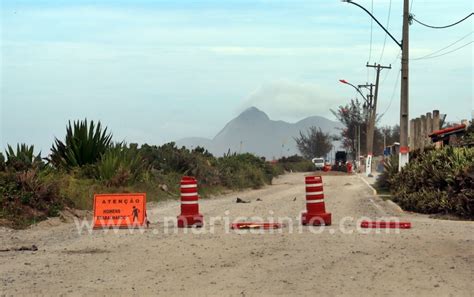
left=364, top=63, right=391, bottom=176
left=399, top=0, right=410, bottom=170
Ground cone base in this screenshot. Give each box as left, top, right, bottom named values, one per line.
left=301, top=212, right=332, bottom=226
left=177, top=214, right=203, bottom=228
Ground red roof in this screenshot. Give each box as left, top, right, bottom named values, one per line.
left=429, top=124, right=466, bottom=137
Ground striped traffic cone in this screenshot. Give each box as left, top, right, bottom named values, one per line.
left=301, top=175, right=331, bottom=226
left=177, top=176, right=203, bottom=228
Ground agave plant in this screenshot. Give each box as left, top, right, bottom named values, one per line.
left=0, top=152, right=5, bottom=171
left=50, top=119, right=112, bottom=169
left=390, top=146, right=474, bottom=218
left=5, top=144, right=42, bottom=171
left=97, top=143, right=147, bottom=186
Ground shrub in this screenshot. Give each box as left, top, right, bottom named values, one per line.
left=97, top=144, right=148, bottom=187
left=50, top=119, right=112, bottom=169
left=140, top=142, right=190, bottom=173
left=217, top=153, right=273, bottom=189
left=0, top=152, right=6, bottom=171
left=390, top=146, right=474, bottom=218
left=374, top=154, right=399, bottom=192
left=275, top=155, right=314, bottom=172
left=0, top=169, right=67, bottom=228
left=5, top=144, right=43, bottom=171
left=278, top=160, right=314, bottom=172
left=278, top=155, right=306, bottom=163
left=139, top=143, right=220, bottom=186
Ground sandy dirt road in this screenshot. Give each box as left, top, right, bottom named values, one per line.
left=1, top=172, right=473, bottom=297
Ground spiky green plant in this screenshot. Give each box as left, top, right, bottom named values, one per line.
left=390, top=146, right=474, bottom=218
left=0, top=152, right=5, bottom=171
left=5, top=144, right=42, bottom=171
left=375, top=154, right=399, bottom=192
left=97, top=144, right=147, bottom=186
left=50, top=119, right=112, bottom=169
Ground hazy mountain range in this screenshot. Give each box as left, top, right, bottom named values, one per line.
left=176, top=107, right=343, bottom=160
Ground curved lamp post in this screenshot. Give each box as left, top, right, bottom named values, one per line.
left=339, top=79, right=367, bottom=101
left=341, top=0, right=410, bottom=171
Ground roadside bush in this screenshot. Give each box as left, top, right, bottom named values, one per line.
left=278, top=155, right=305, bottom=163
left=0, top=169, right=68, bottom=228
left=390, top=146, right=474, bottom=218
left=139, top=143, right=220, bottom=186
left=278, top=160, right=314, bottom=172
left=217, top=153, right=273, bottom=189
left=97, top=144, right=148, bottom=187
left=140, top=142, right=193, bottom=173
left=374, top=154, right=399, bottom=192
left=5, top=144, right=43, bottom=171
left=50, top=119, right=112, bottom=169
left=0, top=152, right=6, bottom=171
left=459, top=121, right=474, bottom=147
left=277, top=155, right=314, bottom=172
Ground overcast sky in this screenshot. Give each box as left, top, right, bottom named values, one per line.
left=1, top=0, right=472, bottom=154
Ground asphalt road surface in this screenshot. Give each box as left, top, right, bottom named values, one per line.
left=1, top=172, right=472, bottom=296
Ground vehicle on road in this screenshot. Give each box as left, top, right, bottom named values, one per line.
left=332, top=151, right=348, bottom=172
left=311, top=157, right=325, bottom=170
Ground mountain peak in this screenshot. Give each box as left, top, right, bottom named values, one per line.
left=238, top=106, right=270, bottom=121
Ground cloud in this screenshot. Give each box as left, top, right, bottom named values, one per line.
left=242, top=80, right=339, bottom=122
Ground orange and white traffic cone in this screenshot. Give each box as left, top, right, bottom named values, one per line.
left=301, top=175, right=331, bottom=226
left=177, top=176, right=203, bottom=228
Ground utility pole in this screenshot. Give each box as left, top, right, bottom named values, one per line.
left=357, top=125, right=361, bottom=170
left=399, top=0, right=410, bottom=170
left=342, top=0, right=410, bottom=172
left=358, top=82, right=374, bottom=154
left=365, top=63, right=391, bottom=176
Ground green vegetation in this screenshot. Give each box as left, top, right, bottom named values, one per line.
left=96, top=143, right=147, bottom=186
left=331, top=98, right=400, bottom=160
left=277, top=155, right=314, bottom=172
left=6, top=144, right=43, bottom=171
left=377, top=146, right=474, bottom=219
left=0, top=152, right=5, bottom=171
left=1, top=119, right=315, bottom=228
left=217, top=153, right=274, bottom=189
left=294, top=126, right=333, bottom=159
left=374, top=154, right=399, bottom=193
left=0, top=154, right=68, bottom=229
left=50, top=119, right=112, bottom=169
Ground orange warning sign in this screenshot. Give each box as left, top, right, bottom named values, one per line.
left=93, top=193, right=147, bottom=229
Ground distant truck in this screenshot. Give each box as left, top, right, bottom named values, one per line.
left=332, top=151, right=348, bottom=172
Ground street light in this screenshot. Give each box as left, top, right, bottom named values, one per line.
left=339, top=79, right=367, bottom=101
left=341, top=0, right=410, bottom=171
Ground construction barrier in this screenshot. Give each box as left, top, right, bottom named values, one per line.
left=361, top=220, right=411, bottom=229
left=301, top=176, right=332, bottom=226
left=177, top=176, right=203, bottom=228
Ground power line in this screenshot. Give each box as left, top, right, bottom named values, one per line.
left=411, top=31, right=472, bottom=60
left=412, top=41, right=473, bottom=60
left=411, top=13, right=473, bottom=29
left=378, top=0, right=392, bottom=63
left=390, top=51, right=401, bottom=66
left=379, top=68, right=401, bottom=119
left=381, top=51, right=401, bottom=86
